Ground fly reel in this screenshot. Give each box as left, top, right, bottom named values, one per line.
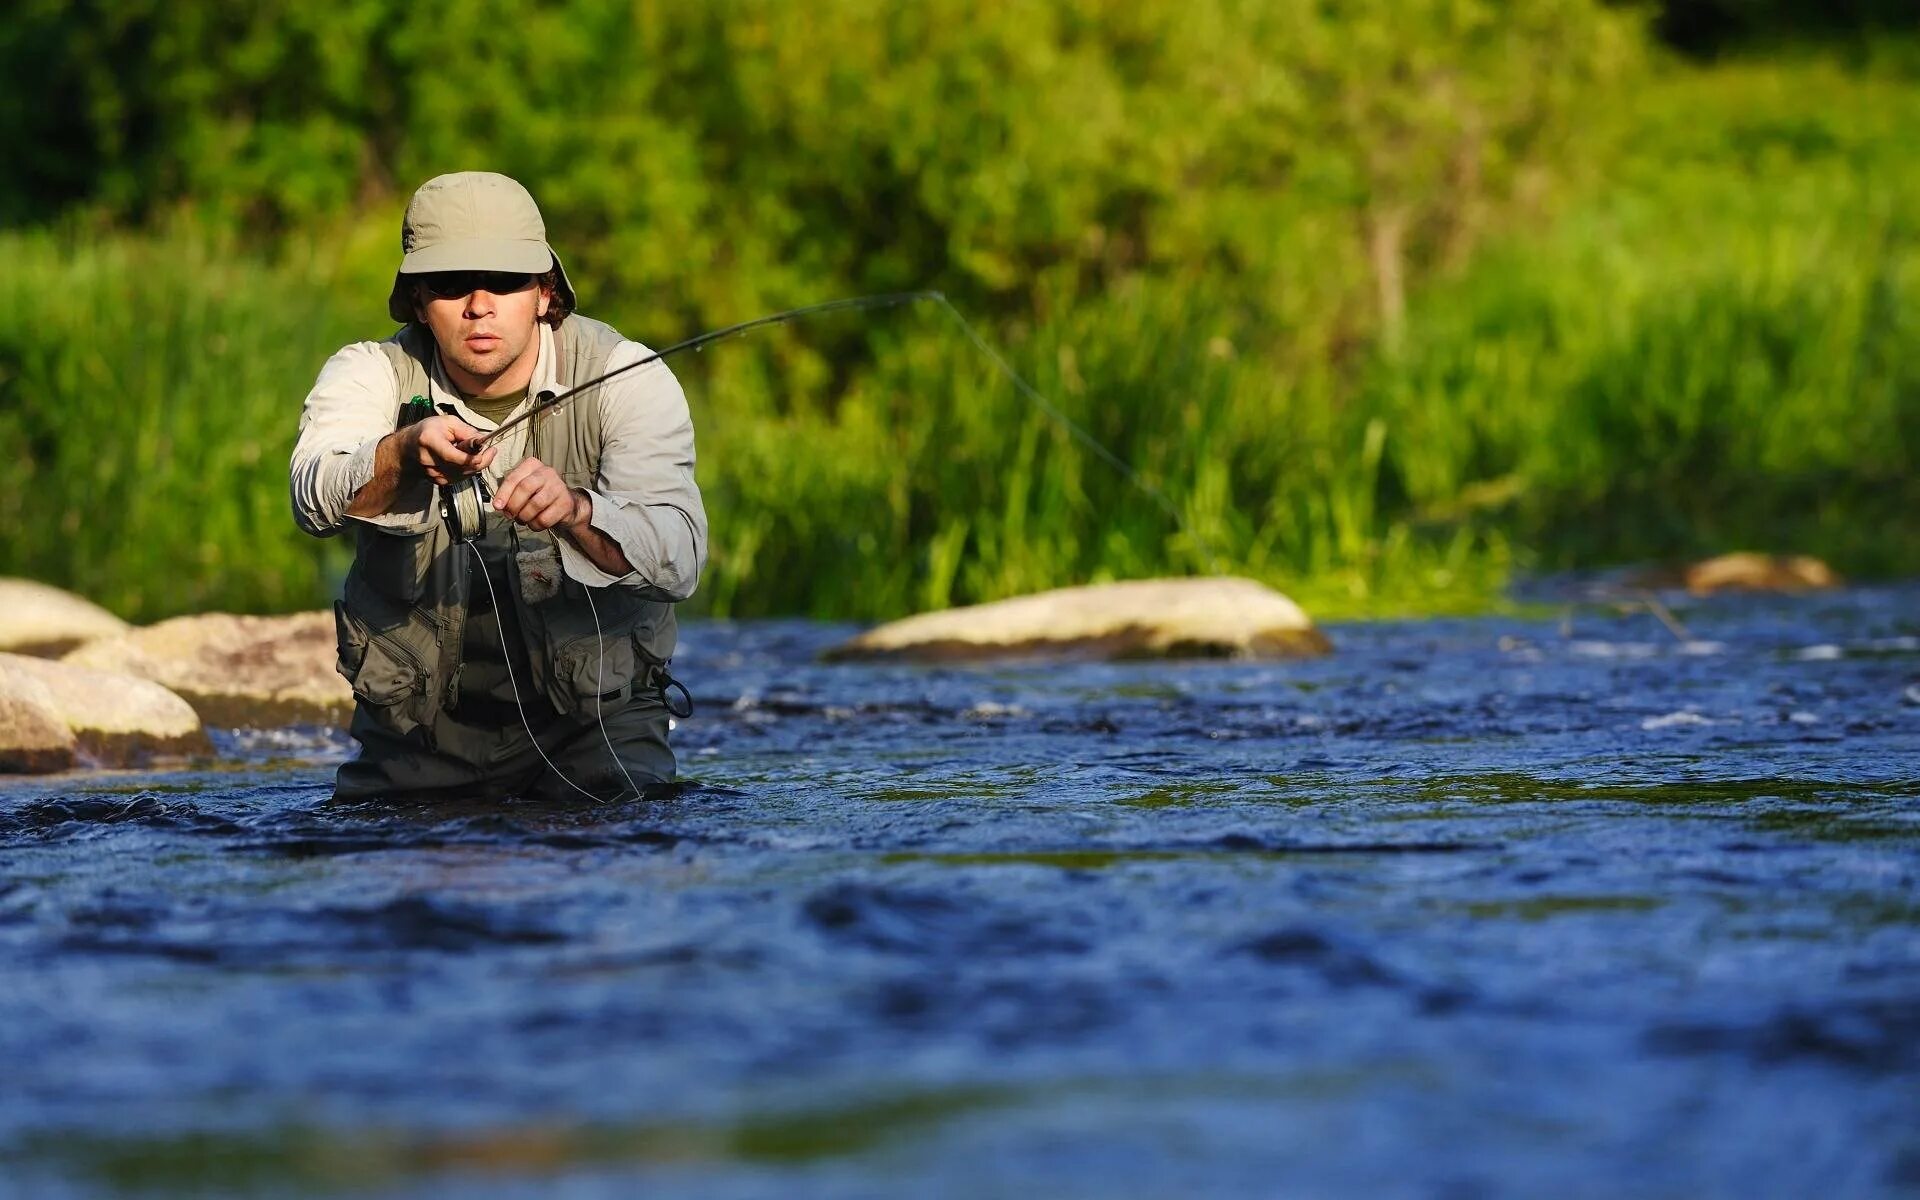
left=440, top=475, right=493, bottom=544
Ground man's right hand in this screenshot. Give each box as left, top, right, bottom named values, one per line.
left=405, top=415, right=497, bottom=486
left=345, top=414, right=498, bottom=519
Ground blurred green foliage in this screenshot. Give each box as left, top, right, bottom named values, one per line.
left=1647, top=0, right=1917, bottom=56
left=0, top=3, right=1914, bottom=621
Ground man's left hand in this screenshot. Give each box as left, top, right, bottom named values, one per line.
left=491, top=457, right=587, bottom=533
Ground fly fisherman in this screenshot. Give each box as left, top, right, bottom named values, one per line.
left=291, top=172, right=707, bottom=801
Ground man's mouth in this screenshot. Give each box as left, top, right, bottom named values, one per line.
left=465, top=332, right=501, bottom=351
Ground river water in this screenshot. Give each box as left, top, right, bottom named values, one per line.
left=2, top=587, right=1916, bottom=1198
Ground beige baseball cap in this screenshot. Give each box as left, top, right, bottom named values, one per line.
left=386, top=172, right=577, bottom=323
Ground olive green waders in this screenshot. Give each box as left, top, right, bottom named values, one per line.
left=333, top=517, right=675, bottom=803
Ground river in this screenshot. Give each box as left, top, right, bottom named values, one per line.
left=3, top=587, right=1916, bottom=1198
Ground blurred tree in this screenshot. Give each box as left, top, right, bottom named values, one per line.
left=0, top=0, right=1640, bottom=367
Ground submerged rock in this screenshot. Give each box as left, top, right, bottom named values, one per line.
left=0, top=653, right=208, bottom=767
left=824, top=577, right=1331, bottom=663
left=64, top=612, right=350, bottom=729
left=0, top=578, right=131, bottom=657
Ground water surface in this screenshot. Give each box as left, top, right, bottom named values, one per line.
left=3, top=588, right=1917, bottom=1198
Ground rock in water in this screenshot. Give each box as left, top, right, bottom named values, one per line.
left=0, top=578, right=131, bottom=657
left=0, top=672, right=77, bottom=774
left=0, top=653, right=209, bottom=766
left=823, top=577, right=1331, bottom=663
left=1682, top=553, right=1841, bottom=596
left=64, top=612, right=351, bottom=729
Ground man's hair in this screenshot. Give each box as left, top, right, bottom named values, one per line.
left=536, top=269, right=570, bottom=328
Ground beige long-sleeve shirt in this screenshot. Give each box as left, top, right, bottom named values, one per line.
left=290, top=321, right=707, bottom=600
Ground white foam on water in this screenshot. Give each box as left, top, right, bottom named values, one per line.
left=1795, top=645, right=1844, bottom=661
left=1570, top=641, right=1661, bottom=659
left=1641, top=710, right=1715, bottom=731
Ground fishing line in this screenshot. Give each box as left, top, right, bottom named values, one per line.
left=472, top=290, right=1222, bottom=570
left=454, top=290, right=1224, bottom=802
left=463, top=540, right=644, bottom=802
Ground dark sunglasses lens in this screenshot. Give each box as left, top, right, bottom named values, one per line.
left=421, top=271, right=534, bottom=299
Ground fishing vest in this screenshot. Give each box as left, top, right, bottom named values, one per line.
left=332, top=315, right=678, bottom=745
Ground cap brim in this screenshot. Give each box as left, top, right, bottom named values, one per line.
left=397, top=238, right=553, bottom=275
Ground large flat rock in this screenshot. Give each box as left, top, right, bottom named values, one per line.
left=824, top=577, right=1332, bottom=663
left=64, top=612, right=351, bottom=729
left=0, top=653, right=209, bottom=767
left=0, top=578, right=131, bottom=657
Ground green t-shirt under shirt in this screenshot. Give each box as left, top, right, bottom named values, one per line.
left=464, top=385, right=528, bottom=428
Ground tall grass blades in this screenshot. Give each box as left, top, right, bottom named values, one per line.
left=0, top=230, right=364, bottom=619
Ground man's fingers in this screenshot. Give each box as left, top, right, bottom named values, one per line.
left=417, top=418, right=491, bottom=475
left=490, top=469, right=534, bottom=514
left=491, top=458, right=550, bottom=514
left=498, top=478, right=571, bottom=530
left=441, top=417, right=484, bottom=446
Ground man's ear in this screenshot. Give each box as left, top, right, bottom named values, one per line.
left=411, top=284, right=429, bottom=324
left=536, top=283, right=552, bottom=320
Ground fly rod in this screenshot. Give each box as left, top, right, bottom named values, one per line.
left=476, top=290, right=941, bottom=450
left=452, top=288, right=1218, bottom=572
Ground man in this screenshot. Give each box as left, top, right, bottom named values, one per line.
left=291, top=171, right=707, bottom=802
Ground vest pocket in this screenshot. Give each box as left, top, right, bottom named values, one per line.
left=550, top=632, right=637, bottom=719
left=333, top=601, right=430, bottom=730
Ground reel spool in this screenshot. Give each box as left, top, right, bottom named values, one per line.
left=441, top=475, right=493, bottom=544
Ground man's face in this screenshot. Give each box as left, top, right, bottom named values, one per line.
left=414, top=271, right=552, bottom=394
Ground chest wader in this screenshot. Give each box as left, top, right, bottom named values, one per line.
left=330, top=316, right=682, bottom=799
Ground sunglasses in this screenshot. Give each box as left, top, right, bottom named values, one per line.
left=417, top=270, right=538, bottom=299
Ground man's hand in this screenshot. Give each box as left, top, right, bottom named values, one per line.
left=408, top=415, right=496, bottom=486
left=491, top=456, right=587, bottom=533
left=492, top=458, right=636, bottom=577
left=346, top=414, right=496, bottom=519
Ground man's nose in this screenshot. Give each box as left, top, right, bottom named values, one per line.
left=463, top=291, right=496, bottom=317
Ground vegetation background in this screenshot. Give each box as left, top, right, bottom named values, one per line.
left=1, top=0, right=1914, bottom=622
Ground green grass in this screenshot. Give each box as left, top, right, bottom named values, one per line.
left=0, top=228, right=364, bottom=618
left=2, top=50, right=1915, bottom=624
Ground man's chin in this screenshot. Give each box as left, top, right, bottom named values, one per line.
left=450, top=351, right=507, bottom=382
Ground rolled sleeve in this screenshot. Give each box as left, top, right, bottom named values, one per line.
left=290, top=342, right=436, bottom=536
left=559, top=344, right=708, bottom=599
